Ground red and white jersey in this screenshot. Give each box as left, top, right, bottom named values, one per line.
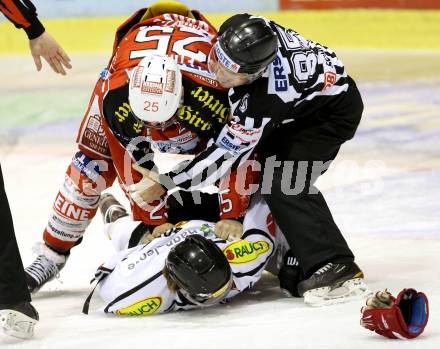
left=101, top=12, right=230, bottom=153
left=108, top=13, right=217, bottom=77
left=95, top=194, right=277, bottom=316
left=146, top=123, right=207, bottom=154
left=78, top=11, right=230, bottom=162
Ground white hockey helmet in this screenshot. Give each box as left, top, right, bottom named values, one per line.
left=128, top=54, right=183, bottom=129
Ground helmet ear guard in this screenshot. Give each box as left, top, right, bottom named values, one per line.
left=128, top=54, right=183, bottom=128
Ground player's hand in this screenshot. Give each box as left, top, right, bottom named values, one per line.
left=29, top=32, right=72, bottom=75
left=214, top=219, right=243, bottom=241
left=152, top=223, right=174, bottom=237
left=360, top=289, right=429, bottom=339
left=140, top=223, right=175, bottom=244
left=128, top=163, right=166, bottom=208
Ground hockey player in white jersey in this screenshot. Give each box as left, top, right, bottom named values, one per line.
left=84, top=193, right=278, bottom=315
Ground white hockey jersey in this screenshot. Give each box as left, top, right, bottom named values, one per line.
left=95, top=194, right=276, bottom=316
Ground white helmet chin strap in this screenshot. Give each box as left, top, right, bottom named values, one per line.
left=128, top=54, right=183, bottom=125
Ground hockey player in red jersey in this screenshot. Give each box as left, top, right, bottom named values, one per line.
left=24, top=2, right=254, bottom=293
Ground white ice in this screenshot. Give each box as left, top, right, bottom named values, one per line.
left=1, top=51, right=439, bottom=348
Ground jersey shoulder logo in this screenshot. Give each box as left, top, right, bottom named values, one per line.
left=116, top=297, right=162, bottom=316
left=239, top=94, right=249, bottom=113
left=223, top=240, right=270, bottom=264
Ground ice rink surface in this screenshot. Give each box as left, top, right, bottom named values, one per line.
left=1, top=50, right=439, bottom=348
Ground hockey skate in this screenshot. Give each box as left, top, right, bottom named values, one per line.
left=99, top=193, right=128, bottom=224
left=25, top=243, right=67, bottom=293
left=0, top=302, right=38, bottom=339
left=297, top=262, right=371, bottom=306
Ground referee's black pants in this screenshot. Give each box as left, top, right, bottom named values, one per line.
left=261, top=77, right=364, bottom=277
left=0, top=163, right=31, bottom=304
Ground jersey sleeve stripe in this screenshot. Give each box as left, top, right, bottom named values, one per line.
left=0, top=0, right=30, bottom=27
left=232, top=259, right=272, bottom=278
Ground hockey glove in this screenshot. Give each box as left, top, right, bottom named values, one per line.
left=127, top=163, right=166, bottom=208
left=360, top=289, right=429, bottom=339
left=214, top=219, right=243, bottom=241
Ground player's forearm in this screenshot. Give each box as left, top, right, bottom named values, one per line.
left=164, top=124, right=262, bottom=191
left=0, top=0, right=45, bottom=39
left=164, top=143, right=255, bottom=192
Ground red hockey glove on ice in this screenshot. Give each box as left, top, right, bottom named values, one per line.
left=360, top=289, right=428, bottom=339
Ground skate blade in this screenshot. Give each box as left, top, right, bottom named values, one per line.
left=303, top=278, right=372, bottom=307
left=0, top=309, right=37, bottom=339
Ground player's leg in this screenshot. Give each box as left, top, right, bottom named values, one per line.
left=261, top=78, right=368, bottom=305
left=21, top=79, right=118, bottom=293
left=24, top=152, right=117, bottom=293
left=0, top=164, right=38, bottom=339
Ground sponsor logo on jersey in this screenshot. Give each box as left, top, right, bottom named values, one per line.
left=175, top=132, right=194, bottom=144
left=176, top=79, right=229, bottom=137
left=72, top=152, right=102, bottom=182
left=99, top=67, right=110, bottom=81
left=229, top=123, right=261, bottom=137
left=47, top=221, right=80, bottom=240
left=223, top=240, right=270, bottom=264
left=272, top=56, right=288, bottom=92
left=184, top=71, right=219, bottom=88
left=218, top=135, right=242, bottom=155
left=186, top=86, right=229, bottom=123
left=116, top=297, right=162, bottom=316
left=53, top=192, right=96, bottom=221
left=80, top=96, right=110, bottom=158
left=200, top=223, right=215, bottom=235
left=128, top=230, right=198, bottom=269
left=322, top=71, right=337, bottom=91
left=114, top=102, right=132, bottom=123
left=152, top=131, right=199, bottom=154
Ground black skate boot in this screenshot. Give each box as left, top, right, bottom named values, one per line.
left=25, top=243, right=68, bottom=293
left=297, top=261, right=371, bottom=306
left=99, top=193, right=128, bottom=224
left=0, top=302, right=39, bottom=339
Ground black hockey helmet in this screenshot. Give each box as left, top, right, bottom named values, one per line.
left=166, top=234, right=232, bottom=306
left=217, top=14, right=278, bottom=74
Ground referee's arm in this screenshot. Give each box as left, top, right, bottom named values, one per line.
left=162, top=116, right=272, bottom=191
left=0, top=0, right=45, bottom=39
